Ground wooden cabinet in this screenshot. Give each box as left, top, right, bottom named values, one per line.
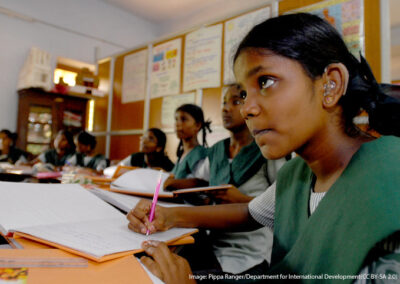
left=17, top=88, right=91, bottom=155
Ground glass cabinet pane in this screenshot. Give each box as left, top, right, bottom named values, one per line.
left=27, top=106, right=52, bottom=154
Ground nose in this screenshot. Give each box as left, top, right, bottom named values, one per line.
left=222, top=102, right=230, bottom=113
left=240, top=92, right=261, bottom=119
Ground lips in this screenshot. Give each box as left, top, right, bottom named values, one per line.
left=222, top=115, right=232, bottom=122
left=252, top=129, right=271, bottom=136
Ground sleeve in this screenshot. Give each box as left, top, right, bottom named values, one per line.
left=96, top=159, right=108, bottom=171
left=118, top=155, right=132, bottom=166
left=191, top=157, right=210, bottom=181
left=15, top=155, right=28, bottom=165
left=37, top=152, right=46, bottom=163
left=66, top=154, right=78, bottom=166
left=248, top=182, right=276, bottom=229
left=354, top=233, right=400, bottom=284
left=185, top=158, right=206, bottom=179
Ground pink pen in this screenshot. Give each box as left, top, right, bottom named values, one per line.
left=146, top=170, right=163, bottom=235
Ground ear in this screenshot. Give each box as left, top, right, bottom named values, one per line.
left=155, top=146, right=163, bottom=153
left=195, top=122, right=202, bottom=133
left=321, top=63, right=349, bottom=108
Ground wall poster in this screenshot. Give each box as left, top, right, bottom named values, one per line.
left=150, top=38, right=182, bottom=98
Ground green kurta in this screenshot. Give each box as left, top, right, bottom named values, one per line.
left=208, top=138, right=265, bottom=186
left=172, top=145, right=207, bottom=179
left=43, top=149, right=74, bottom=166
left=270, top=136, right=400, bottom=283
left=75, top=153, right=109, bottom=170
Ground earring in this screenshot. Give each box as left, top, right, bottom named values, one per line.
left=323, top=81, right=336, bottom=97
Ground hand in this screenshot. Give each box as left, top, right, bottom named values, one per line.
left=209, top=185, right=253, bottom=204
left=162, top=175, right=176, bottom=191
left=127, top=199, right=173, bottom=234
left=141, top=240, right=195, bottom=284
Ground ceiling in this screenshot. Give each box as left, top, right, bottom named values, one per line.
left=103, top=0, right=400, bottom=27
left=101, top=0, right=227, bottom=23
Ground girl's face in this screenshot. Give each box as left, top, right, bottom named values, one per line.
left=140, top=131, right=160, bottom=153
left=54, top=133, right=70, bottom=153
left=234, top=49, right=326, bottom=160
left=0, top=133, right=12, bottom=151
left=222, top=86, right=246, bottom=132
left=175, top=110, right=201, bottom=140
left=77, top=142, right=92, bottom=155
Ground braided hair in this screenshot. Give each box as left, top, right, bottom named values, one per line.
left=175, top=104, right=212, bottom=159
left=234, top=13, right=400, bottom=137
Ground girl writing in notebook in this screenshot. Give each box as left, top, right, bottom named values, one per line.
left=128, top=13, right=400, bottom=283
left=118, top=128, right=174, bottom=172
left=146, top=86, right=282, bottom=277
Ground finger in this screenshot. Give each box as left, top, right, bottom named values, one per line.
left=128, top=221, right=147, bottom=234
left=142, top=241, right=176, bottom=266
left=133, top=199, right=152, bottom=220
left=140, top=255, right=164, bottom=280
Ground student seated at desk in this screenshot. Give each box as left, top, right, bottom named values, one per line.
left=128, top=13, right=400, bottom=284
left=163, top=84, right=281, bottom=276
left=33, top=129, right=75, bottom=168
left=169, top=103, right=211, bottom=181
left=0, top=129, right=29, bottom=164
left=66, top=131, right=109, bottom=172
left=118, top=128, right=174, bottom=172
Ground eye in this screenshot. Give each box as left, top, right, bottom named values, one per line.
left=232, top=99, right=242, bottom=105
left=239, top=90, right=247, bottom=100
left=258, top=76, right=275, bottom=90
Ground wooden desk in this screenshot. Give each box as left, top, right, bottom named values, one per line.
left=2, top=238, right=154, bottom=284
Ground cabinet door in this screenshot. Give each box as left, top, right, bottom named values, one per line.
left=26, top=105, right=53, bottom=155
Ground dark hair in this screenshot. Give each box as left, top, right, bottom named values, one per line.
left=56, top=129, right=76, bottom=153
left=234, top=13, right=400, bottom=137
left=77, top=131, right=97, bottom=149
left=0, top=129, right=17, bottom=145
left=175, top=104, right=212, bottom=158
left=148, top=128, right=167, bottom=153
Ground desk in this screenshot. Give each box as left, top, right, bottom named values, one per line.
left=1, top=238, right=154, bottom=284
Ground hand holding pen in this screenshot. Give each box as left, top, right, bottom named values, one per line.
left=127, top=171, right=174, bottom=234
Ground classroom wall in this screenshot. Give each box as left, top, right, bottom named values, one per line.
left=0, top=0, right=161, bottom=132
left=101, top=0, right=384, bottom=162
left=158, top=0, right=273, bottom=36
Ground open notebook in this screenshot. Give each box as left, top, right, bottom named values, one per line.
left=110, top=168, right=233, bottom=198
left=0, top=182, right=197, bottom=262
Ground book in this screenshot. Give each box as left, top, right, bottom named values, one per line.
left=110, top=168, right=173, bottom=198
left=0, top=182, right=197, bottom=262
left=110, top=168, right=233, bottom=198
left=89, top=187, right=191, bottom=213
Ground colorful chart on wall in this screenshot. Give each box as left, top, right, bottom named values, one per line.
left=183, top=24, right=223, bottom=92
left=289, top=0, right=364, bottom=57
left=223, top=5, right=273, bottom=85
left=122, top=49, right=148, bottom=103
left=161, top=92, right=196, bottom=126
left=150, top=38, right=182, bottom=98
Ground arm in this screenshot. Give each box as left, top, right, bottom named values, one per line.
left=208, top=186, right=254, bottom=203
left=163, top=177, right=208, bottom=190
left=127, top=199, right=262, bottom=235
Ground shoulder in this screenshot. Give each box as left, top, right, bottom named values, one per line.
left=130, top=152, right=145, bottom=160
left=207, top=138, right=229, bottom=157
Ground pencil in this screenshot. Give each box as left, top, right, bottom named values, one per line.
left=146, top=170, right=163, bottom=235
